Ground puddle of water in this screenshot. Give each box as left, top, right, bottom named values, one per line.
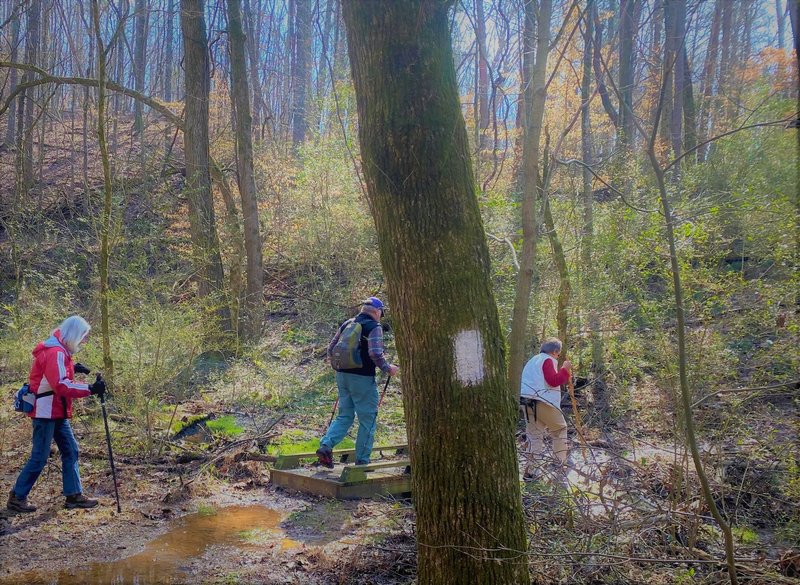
left=0, top=505, right=298, bottom=585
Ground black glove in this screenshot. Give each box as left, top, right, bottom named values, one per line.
left=74, top=363, right=91, bottom=375
left=89, top=377, right=106, bottom=397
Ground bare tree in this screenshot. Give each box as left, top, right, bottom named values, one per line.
left=508, top=0, right=552, bottom=397
left=19, top=0, right=41, bottom=191
left=181, top=0, right=232, bottom=331
left=163, top=0, right=175, bottom=153
left=291, top=0, right=311, bottom=148
left=133, top=0, right=148, bottom=139
left=227, top=0, right=265, bottom=340
left=3, top=8, right=20, bottom=148
left=91, top=0, right=117, bottom=387
left=619, top=0, right=639, bottom=147
left=580, top=0, right=605, bottom=408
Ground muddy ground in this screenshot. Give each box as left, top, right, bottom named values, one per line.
left=0, top=418, right=415, bottom=585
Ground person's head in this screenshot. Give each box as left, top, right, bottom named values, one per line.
left=539, top=337, right=562, bottom=357
left=56, top=315, right=91, bottom=354
left=360, top=296, right=386, bottom=319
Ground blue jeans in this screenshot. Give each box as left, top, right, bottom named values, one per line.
left=321, top=372, right=379, bottom=464
left=13, top=418, right=83, bottom=498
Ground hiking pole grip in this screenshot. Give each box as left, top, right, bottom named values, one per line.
left=98, top=376, right=122, bottom=513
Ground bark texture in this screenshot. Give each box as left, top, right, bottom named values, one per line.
left=227, top=0, right=265, bottom=340
left=181, top=0, right=231, bottom=330
left=341, top=2, right=528, bottom=583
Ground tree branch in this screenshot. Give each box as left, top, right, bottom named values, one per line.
left=0, top=61, right=183, bottom=127
left=665, top=115, right=800, bottom=171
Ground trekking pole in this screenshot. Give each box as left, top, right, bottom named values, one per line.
left=378, top=375, right=391, bottom=407
left=327, top=396, right=339, bottom=427
left=566, top=374, right=588, bottom=459
left=97, top=374, right=121, bottom=513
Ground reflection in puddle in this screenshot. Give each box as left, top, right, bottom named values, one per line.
left=0, top=505, right=298, bottom=585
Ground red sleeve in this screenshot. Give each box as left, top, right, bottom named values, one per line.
left=542, top=359, right=569, bottom=387
left=45, top=350, right=91, bottom=399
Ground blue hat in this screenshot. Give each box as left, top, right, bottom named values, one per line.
left=362, top=296, right=385, bottom=310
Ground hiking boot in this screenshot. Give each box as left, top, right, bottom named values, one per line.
left=7, top=490, right=36, bottom=513
left=316, top=445, right=334, bottom=469
left=64, top=493, right=98, bottom=509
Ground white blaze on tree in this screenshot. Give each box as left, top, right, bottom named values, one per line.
left=454, top=329, right=485, bottom=386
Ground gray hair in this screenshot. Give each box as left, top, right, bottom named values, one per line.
left=56, top=315, right=91, bottom=354
left=539, top=337, right=562, bottom=354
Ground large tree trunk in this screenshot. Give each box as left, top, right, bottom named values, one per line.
left=290, top=0, right=311, bottom=148
left=181, top=0, right=232, bottom=332
left=508, top=0, right=552, bottom=398
left=341, top=2, right=528, bottom=583
left=227, top=0, right=265, bottom=341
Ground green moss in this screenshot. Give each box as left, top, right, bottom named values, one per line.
left=733, top=525, right=759, bottom=545
left=171, top=413, right=210, bottom=435
left=205, top=415, right=244, bottom=438
left=266, top=431, right=355, bottom=456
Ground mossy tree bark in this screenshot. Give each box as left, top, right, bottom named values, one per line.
left=181, top=0, right=232, bottom=332
left=342, top=2, right=528, bottom=583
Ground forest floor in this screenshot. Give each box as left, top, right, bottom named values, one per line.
left=0, top=407, right=416, bottom=585
left=1, top=370, right=798, bottom=585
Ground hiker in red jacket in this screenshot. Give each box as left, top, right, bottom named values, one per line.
left=7, top=315, right=106, bottom=513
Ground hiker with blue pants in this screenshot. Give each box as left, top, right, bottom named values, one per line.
left=317, top=297, right=399, bottom=467
left=7, top=315, right=106, bottom=513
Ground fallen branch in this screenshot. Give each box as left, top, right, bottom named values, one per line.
left=692, top=380, right=799, bottom=408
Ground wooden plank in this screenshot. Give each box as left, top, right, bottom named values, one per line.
left=273, top=444, right=408, bottom=470
left=270, top=459, right=412, bottom=499
left=340, top=460, right=411, bottom=483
